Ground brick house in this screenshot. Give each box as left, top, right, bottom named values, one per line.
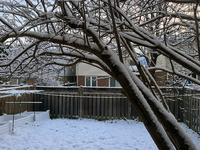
left=155, top=54, right=199, bottom=86
left=76, top=63, right=121, bottom=87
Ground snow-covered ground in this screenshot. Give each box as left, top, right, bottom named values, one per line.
left=0, top=118, right=200, bottom=150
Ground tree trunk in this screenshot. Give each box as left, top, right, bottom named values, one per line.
left=101, top=50, right=198, bottom=150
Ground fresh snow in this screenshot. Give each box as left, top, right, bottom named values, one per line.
left=0, top=118, right=200, bottom=150
left=0, top=90, right=42, bottom=94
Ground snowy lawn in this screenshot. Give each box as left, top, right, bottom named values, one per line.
left=0, top=118, right=200, bottom=150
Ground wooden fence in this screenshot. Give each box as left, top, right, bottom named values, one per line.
left=0, top=93, right=34, bottom=115
left=163, top=94, right=200, bottom=134
left=33, top=90, right=200, bottom=134
left=180, top=95, right=200, bottom=133
left=34, top=93, right=138, bottom=120
left=0, top=85, right=35, bottom=115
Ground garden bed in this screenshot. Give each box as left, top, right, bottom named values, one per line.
left=0, top=110, right=49, bottom=135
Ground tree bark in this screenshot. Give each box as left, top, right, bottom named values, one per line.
left=101, top=49, right=198, bottom=150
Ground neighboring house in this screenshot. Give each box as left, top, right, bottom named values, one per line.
left=147, top=36, right=199, bottom=86
left=76, top=63, right=121, bottom=87
left=155, top=54, right=199, bottom=86
left=155, top=54, right=172, bottom=86
left=5, top=77, right=36, bottom=85
left=5, top=61, right=138, bottom=87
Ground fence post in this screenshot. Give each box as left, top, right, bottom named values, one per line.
left=78, top=86, right=83, bottom=118
left=0, top=97, right=2, bottom=115
left=128, top=102, right=131, bottom=119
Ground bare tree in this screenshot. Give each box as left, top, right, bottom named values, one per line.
left=0, top=0, right=200, bottom=149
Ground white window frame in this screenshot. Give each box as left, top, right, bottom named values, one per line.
left=85, top=76, right=97, bottom=87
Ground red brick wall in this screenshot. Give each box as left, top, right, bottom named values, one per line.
left=97, top=76, right=109, bottom=87
left=77, top=76, right=85, bottom=86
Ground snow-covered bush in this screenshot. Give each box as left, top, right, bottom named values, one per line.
left=36, top=77, right=61, bottom=86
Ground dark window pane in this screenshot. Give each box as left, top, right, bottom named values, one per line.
left=86, top=77, right=90, bottom=86
left=110, top=77, right=115, bottom=87
left=192, top=73, right=196, bottom=79
left=92, top=77, right=96, bottom=86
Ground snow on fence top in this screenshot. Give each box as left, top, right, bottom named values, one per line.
left=0, top=85, right=42, bottom=96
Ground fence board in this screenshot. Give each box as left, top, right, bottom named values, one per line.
left=44, top=94, right=48, bottom=111
left=93, top=95, right=96, bottom=119
left=55, top=95, right=58, bottom=118
left=0, top=98, right=3, bottom=115
left=175, top=97, right=178, bottom=119
left=10, top=96, right=14, bottom=114
left=35, top=94, right=38, bottom=111
left=84, top=96, right=89, bottom=118
left=48, top=94, right=51, bottom=113
left=113, top=96, right=116, bottom=120
left=51, top=95, right=55, bottom=118
left=59, top=95, right=62, bottom=118
left=74, top=96, right=77, bottom=117
left=125, top=99, right=128, bottom=118
left=191, top=98, right=195, bottom=130
left=25, top=94, right=28, bottom=111
left=5, top=97, right=8, bottom=114
left=128, top=101, right=131, bottom=119
left=89, top=95, right=92, bottom=118
left=105, top=97, right=109, bottom=120
left=97, top=95, right=100, bottom=119
left=62, top=96, right=66, bottom=118
left=101, top=96, right=104, bottom=120
left=109, top=95, right=112, bottom=119
left=71, top=96, right=74, bottom=117
left=15, top=95, right=19, bottom=114
left=189, top=96, right=192, bottom=128
left=29, top=93, right=33, bottom=111
left=116, top=98, right=120, bottom=119
left=66, top=96, right=70, bottom=118
left=120, top=98, right=124, bottom=119
left=79, top=95, right=83, bottom=118
left=22, top=94, right=26, bottom=112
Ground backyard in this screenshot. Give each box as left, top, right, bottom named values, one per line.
left=1, top=0, right=200, bottom=149
left=0, top=118, right=200, bottom=150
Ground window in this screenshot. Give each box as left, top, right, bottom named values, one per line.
left=188, top=72, right=198, bottom=84
left=191, top=72, right=197, bottom=79
left=86, top=76, right=97, bottom=87
left=110, top=77, right=121, bottom=87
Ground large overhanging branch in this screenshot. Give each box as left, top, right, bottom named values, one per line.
left=44, top=59, right=81, bottom=67
left=0, top=42, right=39, bottom=67
left=38, top=51, right=112, bottom=74
left=2, top=24, right=200, bottom=78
